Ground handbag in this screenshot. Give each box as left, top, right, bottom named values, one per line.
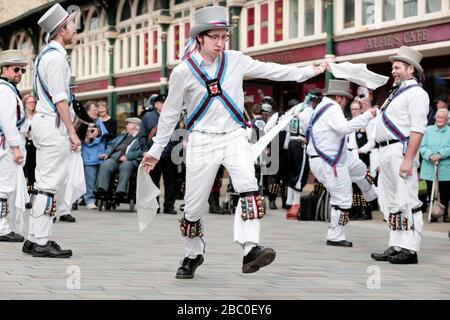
left=431, top=164, right=445, bottom=218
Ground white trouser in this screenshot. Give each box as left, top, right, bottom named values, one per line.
left=28, top=113, right=71, bottom=245
left=183, top=128, right=259, bottom=257
left=0, top=146, right=26, bottom=236
left=378, top=143, right=423, bottom=252
left=309, top=152, right=377, bottom=241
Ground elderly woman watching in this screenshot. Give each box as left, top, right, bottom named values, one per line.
left=420, top=108, right=450, bottom=222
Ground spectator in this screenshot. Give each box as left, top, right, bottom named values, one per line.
left=420, top=108, right=450, bottom=223
left=97, top=100, right=117, bottom=143
left=137, top=94, right=178, bottom=214
left=22, top=94, right=37, bottom=193
left=96, top=117, right=142, bottom=199
left=81, top=101, right=108, bottom=210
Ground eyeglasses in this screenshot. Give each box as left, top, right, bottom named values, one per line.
left=205, top=33, right=230, bottom=42
left=12, top=67, right=26, bottom=74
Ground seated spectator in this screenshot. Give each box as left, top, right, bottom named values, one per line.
left=97, top=100, right=117, bottom=143
left=81, top=101, right=108, bottom=209
left=96, top=117, right=142, bottom=199
left=420, top=108, right=450, bottom=223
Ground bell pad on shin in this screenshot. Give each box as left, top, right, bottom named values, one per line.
left=388, top=212, right=409, bottom=231
left=0, top=198, right=9, bottom=218
left=179, top=218, right=203, bottom=239
left=240, top=192, right=265, bottom=221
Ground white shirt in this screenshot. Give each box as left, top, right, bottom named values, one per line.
left=374, top=79, right=429, bottom=142
left=297, top=103, right=314, bottom=137
left=0, top=80, right=27, bottom=148
left=34, top=40, right=74, bottom=120
left=306, top=97, right=373, bottom=161
left=149, top=50, right=315, bottom=159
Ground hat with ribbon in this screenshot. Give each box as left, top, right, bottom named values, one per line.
left=389, top=46, right=423, bottom=73
left=38, top=3, right=76, bottom=43
left=326, top=80, right=353, bottom=100
left=180, top=6, right=233, bottom=60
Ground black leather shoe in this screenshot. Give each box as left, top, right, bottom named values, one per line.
left=269, top=201, right=277, bottom=210
left=176, top=255, right=204, bottom=279
left=163, top=208, right=177, bottom=214
left=31, top=241, right=72, bottom=258
left=114, top=191, right=127, bottom=199
left=22, top=240, right=34, bottom=254
left=326, top=240, right=353, bottom=247
left=209, top=203, right=223, bottom=214
left=59, top=214, right=76, bottom=222
left=371, top=246, right=398, bottom=261
left=388, top=249, right=418, bottom=264
left=242, top=246, right=276, bottom=273
left=443, top=215, right=450, bottom=223
left=94, top=188, right=107, bottom=197
left=0, top=232, right=24, bottom=242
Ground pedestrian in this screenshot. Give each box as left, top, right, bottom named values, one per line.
left=141, top=5, right=327, bottom=279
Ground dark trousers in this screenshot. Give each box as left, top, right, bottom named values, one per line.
left=150, top=157, right=177, bottom=210
left=24, top=139, right=36, bottom=188
left=287, top=140, right=309, bottom=191
left=426, top=180, right=450, bottom=217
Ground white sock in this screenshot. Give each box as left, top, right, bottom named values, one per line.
left=292, top=190, right=301, bottom=205
left=286, top=187, right=294, bottom=206
left=243, top=242, right=256, bottom=256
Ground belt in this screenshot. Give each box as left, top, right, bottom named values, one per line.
left=30, top=189, right=55, bottom=198
left=375, top=139, right=401, bottom=148
left=412, top=207, right=422, bottom=214
left=192, top=127, right=240, bottom=135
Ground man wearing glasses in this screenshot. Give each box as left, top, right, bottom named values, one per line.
left=0, top=50, right=29, bottom=243
left=141, top=6, right=327, bottom=279
left=23, top=3, right=79, bottom=258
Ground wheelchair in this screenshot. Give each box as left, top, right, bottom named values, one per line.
left=97, top=168, right=137, bottom=212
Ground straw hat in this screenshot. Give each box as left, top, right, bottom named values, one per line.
left=0, top=50, right=28, bottom=67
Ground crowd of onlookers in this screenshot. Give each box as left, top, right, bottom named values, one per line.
left=21, top=90, right=450, bottom=223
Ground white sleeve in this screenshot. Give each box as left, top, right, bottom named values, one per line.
left=148, top=69, right=185, bottom=160
left=408, top=89, right=429, bottom=134
left=240, top=51, right=315, bottom=82
left=330, top=108, right=374, bottom=136
left=45, top=53, right=69, bottom=104
left=0, top=89, right=22, bottom=147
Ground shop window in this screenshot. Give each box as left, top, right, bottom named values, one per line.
left=304, top=0, right=314, bottom=36
left=426, top=0, right=441, bottom=13
left=344, top=0, right=355, bottom=28
left=383, top=0, right=396, bottom=21
left=362, top=0, right=375, bottom=25
left=404, top=0, right=417, bottom=18
left=322, top=0, right=327, bottom=33
left=289, top=0, right=298, bottom=39
left=274, top=0, right=283, bottom=42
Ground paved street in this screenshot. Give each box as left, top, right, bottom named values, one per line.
left=1, top=195, right=449, bottom=300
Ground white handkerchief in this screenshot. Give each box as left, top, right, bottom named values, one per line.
left=136, top=165, right=160, bottom=232
left=64, top=151, right=86, bottom=209
left=329, top=62, right=389, bottom=90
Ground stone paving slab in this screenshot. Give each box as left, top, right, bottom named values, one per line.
left=0, top=199, right=449, bottom=300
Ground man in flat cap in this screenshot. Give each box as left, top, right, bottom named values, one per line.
left=141, top=5, right=327, bottom=279
left=307, top=80, right=378, bottom=247
left=0, top=50, right=30, bottom=243
left=24, top=3, right=79, bottom=258
left=371, top=46, right=429, bottom=264
left=96, top=117, right=142, bottom=199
